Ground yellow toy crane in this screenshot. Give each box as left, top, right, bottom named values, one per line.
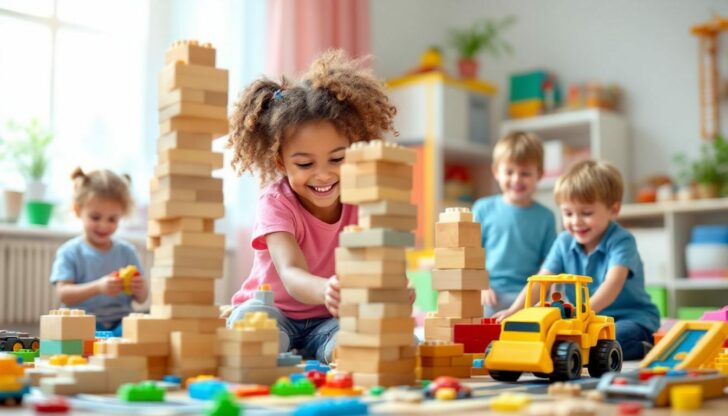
left=691, top=15, right=728, bottom=139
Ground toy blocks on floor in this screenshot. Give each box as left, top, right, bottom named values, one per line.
left=453, top=318, right=502, bottom=354
left=335, top=140, right=417, bottom=388
left=417, top=341, right=473, bottom=379
left=39, top=309, right=95, bottom=357
left=425, top=208, right=488, bottom=343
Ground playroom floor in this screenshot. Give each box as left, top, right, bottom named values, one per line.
left=4, top=361, right=728, bottom=415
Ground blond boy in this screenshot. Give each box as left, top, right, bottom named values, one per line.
left=472, top=131, right=557, bottom=315
left=495, top=160, right=660, bottom=360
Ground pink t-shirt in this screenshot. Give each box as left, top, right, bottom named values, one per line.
left=232, top=178, right=357, bottom=320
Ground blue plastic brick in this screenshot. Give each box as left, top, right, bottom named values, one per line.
left=39, top=339, right=83, bottom=356
left=163, top=375, right=182, bottom=384
left=666, top=369, right=688, bottom=377
left=95, top=331, right=115, bottom=339
left=278, top=352, right=303, bottom=366
left=293, top=398, right=368, bottom=416
left=189, top=380, right=227, bottom=400
left=472, top=358, right=484, bottom=368
left=304, top=360, right=329, bottom=373
left=690, top=225, right=728, bottom=244
left=289, top=373, right=307, bottom=383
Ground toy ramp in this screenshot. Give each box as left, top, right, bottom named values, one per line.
left=641, top=321, right=728, bottom=370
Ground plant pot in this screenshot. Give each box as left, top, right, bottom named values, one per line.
left=26, top=180, right=47, bottom=201
left=457, top=58, right=479, bottom=79
left=696, top=183, right=720, bottom=199
left=3, top=190, right=24, bottom=223
left=25, top=201, right=54, bottom=226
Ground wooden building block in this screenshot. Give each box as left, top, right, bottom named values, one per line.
left=159, top=101, right=228, bottom=123
left=435, top=222, right=482, bottom=248
left=170, top=332, right=218, bottom=359
left=338, top=357, right=416, bottom=374
left=121, top=314, right=171, bottom=343
left=213, top=355, right=276, bottom=369
left=438, top=207, right=473, bottom=223
left=151, top=277, right=216, bottom=292
left=159, top=117, right=228, bottom=136
left=40, top=309, right=96, bottom=341
left=218, top=366, right=290, bottom=385
left=160, top=62, right=228, bottom=93
left=341, top=186, right=411, bottom=204
left=336, top=346, right=402, bottom=362
left=338, top=272, right=407, bottom=289
left=218, top=341, right=278, bottom=358
left=336, top=259, right=406, bottom=276
left=436, top=290, right=483, bottom=318
left=150, top=264, right=223, bottom=279
left=358, top=200, right=417, bottom=217
left=338, top=302, right=412, bottom=319
left=341, top=159, right=413, bottom=178
left=151, top=188, right=198, bottom=203
left=88, top=355, right=146, bottom=370
left=152, top=288, right=215, bottom=305
left=147, top=236, right=160, bottom=250
left=100, top=339, right=170, bottom=357
left=420, top=366, right=470, bottom=379
left=339, top=316, right=414, bottom=334
left=154, top=245, right=225, bottom=262
left=151, top=304, right=220, bottom=319
left=159, top=88, right=227, bottom=109
left=217, top=327, right=278, bottom=343
left=153, top=174, right=222, bottom=192
left=336, top=331, right=414, bottom=348
left=352, top=371, right=416, bottom=388
left=345, top=140, right=416, bottom=165
left=450, top=354, right=474, bottom=367
left=420, top=356, right=452, bottom=366
left=148, top=218, right=205, bottom=236
left=431, top=269, right=489, bottom=291
left=418, top=341, right=464, bottom=357
left=149, top=201, right=224, bottom=220
left=159, top=148, right=224, bottom=168
left=335, top=246, right=405, bottom=262
left=169, top=356, right=219, bottom=370
left=165, top=40, right=216, bottom=66
left=158, top=131, right=213, bottom=151
left=340, top=288, right=409, bottom=304
left=340, top=172, right=412, bottom=190
left=359, top=214, right=418, bottom=231
left=190, top=318, right=226, bottom=334
left=155, top=161, right=213, bottom=177
left=434, top=247, right=485, bottom=269
left=339, top=227, right=414, bottom=248
left=160, top=231, right=225, bottom=248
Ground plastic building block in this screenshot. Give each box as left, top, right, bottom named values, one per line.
left=319, top=373, right=362, bottom=397
left=207, top=391, right=242, bottom=416
left=304, top=360, right=330, bottom=373
left=369, top=386, right=385, bottom=396
left=232, top=311, right=277, bottom=331
left=278, top=352, right=303, bottom=366
left=118, top=381, right=166, bottom=402
left=94, top=331, right=115, bottom=339
left=33, top=396, right=70, bottom=413
left=670, top=385, right=702, bottom=410
left=0, top=330, right=40, bottom=352
left=9, top=349, right=38, bottom=364
left=271, top=377, right=316, bottom=396
left=188, top=380, right=227, bottom=400
left=339, top=227, right=414, bottom=248
left=292, top=398, right=368, bottom=416
left=40, top=340, right=84, bottom=356
left=345, top=140, right=416, bottom=165
left=641, top=320, right=728, bottom=370
left=232, top=384, right=269, bottom=397
left=383, top=387, right=424, bottom=403
left=0, top=353, right=29, bottom=406
left=438, top=207, right=473, bottom=223
left=473, top=358, right=484, bottom=368
left=306, top=370, right=327, bottom=388
left=435, top=387, right=457, bottom=400
left=163, top=375, right=182, bottom=385
left=490, top=392, right=531, bottom=411
left=701, top=306, right=728, bottom=322
left=113, top=265, right=140, bottom=295
left=254, top=284, right=274, bottom=305
left=453, top=318, right=501, bottom=354
left=423, top=376, right=472, bottom=399
left=185, top=374, right=219, bottom=388
left=617, top=402, right=643, bottom=415
left=486, top=274, right=622, bottom=382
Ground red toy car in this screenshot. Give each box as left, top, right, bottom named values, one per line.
left=424, top=376, right=472, bottom=399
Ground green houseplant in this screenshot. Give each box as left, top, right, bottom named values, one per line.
left=674, top=135, right=728, bottom=199
left=448, top=16, right=516, bottom=79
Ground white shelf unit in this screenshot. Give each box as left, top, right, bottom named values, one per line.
left=500, top=109, right=630, bottom=217
left=618, top=198, right=728, bottom=318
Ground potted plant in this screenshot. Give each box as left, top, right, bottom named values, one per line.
left=0, top=119, right=55, bottom=225
left=674, top=136, right=728, bottom=199
left=448, top=16, right=515, bottom=79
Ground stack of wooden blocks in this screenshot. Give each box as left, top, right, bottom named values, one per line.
left=424, top=207, right=489, bottom=342
left=335, top=140, right=418, bottom=388
left=217, top=311, right=284, bottom=384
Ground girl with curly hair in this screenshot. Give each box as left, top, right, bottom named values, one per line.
left=224, top=50, right=397, bottom=363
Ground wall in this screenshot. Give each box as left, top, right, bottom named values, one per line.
left=371, top=0, right=728, bottom=186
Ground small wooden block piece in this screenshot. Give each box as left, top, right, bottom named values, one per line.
left=438, top=207, right=474, bottom=223
left=346, top=140, right=416, bottom=165
left=434, top=247, right=485, bottom=269
left=165, top=40, right=216, bottom=66
left=435, top=222, right=482, bottom=248
left=339, top=228, right=414, bottom=248
left=431, top=269, right=489, bottom=291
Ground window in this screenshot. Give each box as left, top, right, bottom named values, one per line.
left=0, top=0, right=149, bottom=209
left=504, top=322, right=540, bottom=332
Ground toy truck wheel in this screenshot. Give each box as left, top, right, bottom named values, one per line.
left=587, top=340, right=622, bottom=378
left=551, top=341, right=582, bottom=381
left=3, top=337, right=23, bottom=352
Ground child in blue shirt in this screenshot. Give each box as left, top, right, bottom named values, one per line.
left=50, top=167, right=148, bottom=336
left=495, top=160, right=660, bottom=360
left=473, top=131, right=556, bottom=315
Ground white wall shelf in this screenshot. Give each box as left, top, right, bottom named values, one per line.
left=618, top=198, right=728, bottom=318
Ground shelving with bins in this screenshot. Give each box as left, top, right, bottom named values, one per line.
left=618, top=198, right=728, bottom=318
left=387, top=71, right=496, bottom=248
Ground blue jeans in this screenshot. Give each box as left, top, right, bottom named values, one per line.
left=95, top=320, right=122, bottom=337
left=616, top=320, right=653, bottom=361
left=227, top=299, right=339, bottom=364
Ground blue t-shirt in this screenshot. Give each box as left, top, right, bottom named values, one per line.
left=472, top=195, right=557, bottom=295
left=542, top=221, right=660, bottom=332
left=49, top=236, right=143, bottom=326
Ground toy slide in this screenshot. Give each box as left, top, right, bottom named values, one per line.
left=641, top=321, right=728, bottom=370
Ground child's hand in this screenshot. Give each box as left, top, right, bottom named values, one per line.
left=481, top=289, right=498, bottom=307
left=324, top=275, right=341, bottom=318
left=97, top=275, right=123, bottom=297
left=408, top=287, right=416, bottom=305
left=492, top=307, right=516, bottom=323
left=219, top=305, right=234, bottom=319
left=129, top=275, right=147, bottom=301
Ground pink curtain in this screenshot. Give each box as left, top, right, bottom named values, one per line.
left=266, top=0, right=370, bottom=78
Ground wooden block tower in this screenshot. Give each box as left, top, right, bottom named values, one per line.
left=335, top=140, right=418, bottom=388
left=217, top=311, right=281, bottom=384
left=424, top=207, right=489, bottom=342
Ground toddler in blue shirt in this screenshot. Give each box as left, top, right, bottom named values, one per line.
left=50, top=167, right=148, bottom=336
left=495, top=160, right=660, bottom=360
left=473, top=131, right=556, bottom=315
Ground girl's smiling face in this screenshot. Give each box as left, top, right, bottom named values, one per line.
left=279, top=121, right=349, bottom=223
left=75, top=197, right=124, bottom=251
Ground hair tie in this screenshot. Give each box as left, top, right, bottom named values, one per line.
left=273, top=89, right=284, bottom=102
